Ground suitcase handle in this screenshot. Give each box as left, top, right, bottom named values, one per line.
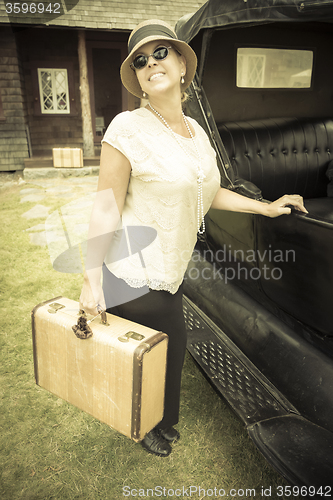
left=72, top=309, right=109, bottom=339
left=72, top=310, right=147, bottom=345
left=72, top=310, right=93, bottom=339
left=45, top=302, right=149, bottom=345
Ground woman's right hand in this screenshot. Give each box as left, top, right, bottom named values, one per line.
left=79, top=274, right=106, bottom=316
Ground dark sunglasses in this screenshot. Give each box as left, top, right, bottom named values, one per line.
left=130, top=46, right=172, bottom=70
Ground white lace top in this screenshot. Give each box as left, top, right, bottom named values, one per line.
left=101, top=107, right=220, bottom=294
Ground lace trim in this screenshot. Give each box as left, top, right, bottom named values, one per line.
left=119, top=275, right=182, bottom=295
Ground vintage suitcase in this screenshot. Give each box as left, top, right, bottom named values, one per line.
left=52, top=148, right=83, bottom=168
left=31, top=296, right=168, bottom=442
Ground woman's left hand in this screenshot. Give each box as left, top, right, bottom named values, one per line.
left=211, top=187, right=308, bottom=218
left=266, top=194, right=308, bottom=218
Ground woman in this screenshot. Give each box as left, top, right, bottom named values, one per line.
left=79, top=19, right=307, bottom=458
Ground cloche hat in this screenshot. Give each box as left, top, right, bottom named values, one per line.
left=120, top=19, right=197, bottom=98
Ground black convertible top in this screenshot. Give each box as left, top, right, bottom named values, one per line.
left=176, top=0, right=333, bottom=42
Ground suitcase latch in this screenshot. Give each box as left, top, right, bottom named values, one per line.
left=118, top=331, right=145, bottom=342
left=48, top=302, right=65, bottom=314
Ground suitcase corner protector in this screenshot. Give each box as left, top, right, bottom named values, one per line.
left=134, top=332, right=168, bottom=361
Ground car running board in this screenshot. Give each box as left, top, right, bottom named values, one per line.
left=183, top=295, right=333, bottom=492
left=183, top=295, right=298, bottom=425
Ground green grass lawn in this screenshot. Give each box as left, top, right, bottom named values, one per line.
left=0, top=178, right=293, bottom=500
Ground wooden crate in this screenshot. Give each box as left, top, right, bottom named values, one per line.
left=52, top=148, right=83, bottom=168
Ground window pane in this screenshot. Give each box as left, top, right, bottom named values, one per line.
left=237, top=48, right=313, bottom=88
left=55, top=70, right=69, bottom=110
left=38, top=68, right=70, bottom=114
left=41, top=70, right=54, bottom=110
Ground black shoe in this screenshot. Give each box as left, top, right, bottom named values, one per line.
left=159, top=427, right=180, bottom=443
left=141, top=429, right=172, bottom=457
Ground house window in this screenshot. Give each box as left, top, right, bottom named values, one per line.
left=237, top=48, right=313, bottom=88
left=37, top=68, right=70, bottom=114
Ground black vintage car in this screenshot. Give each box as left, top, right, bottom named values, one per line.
left=176, top=0, right=333, bottom=491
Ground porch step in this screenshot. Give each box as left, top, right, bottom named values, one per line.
left=23, top=166, right=99, bottom=180
left=24, top=156, right=100, bottom=169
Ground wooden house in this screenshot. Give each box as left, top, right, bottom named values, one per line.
left=0, top=0, right=205, bottom=172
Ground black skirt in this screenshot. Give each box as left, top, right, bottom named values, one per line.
left=102, top=264, right=187, bottom=430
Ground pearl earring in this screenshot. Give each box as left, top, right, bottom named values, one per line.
left=142, top=91, right=147, bottom=98
left=181, top=74, right=185, bottom=85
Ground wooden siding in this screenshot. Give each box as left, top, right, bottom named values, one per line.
left=0, top=28, right=29, bottom=171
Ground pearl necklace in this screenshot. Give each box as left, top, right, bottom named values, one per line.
left=148, top=103, right=206, bottom=234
